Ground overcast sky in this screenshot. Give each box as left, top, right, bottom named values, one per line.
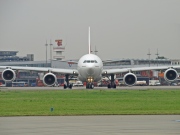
left=0, top=0, right=180, bottom=61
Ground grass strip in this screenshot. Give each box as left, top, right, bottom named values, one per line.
left=0, top=89, right=180, bottom=116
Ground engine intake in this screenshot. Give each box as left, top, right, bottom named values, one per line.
left=123, top=72, right=137, bottom=86
left=2, top=69, right=16, bottom=82
left=43, top=73, right=57, bottom=86
left=164, top=68, right=178, bottom=82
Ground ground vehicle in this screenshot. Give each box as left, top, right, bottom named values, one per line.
left=31, top=83, right=36, bottom=87
left=0, top=84, right=6, bottom=87
left=73, top=81, right=83, bottom=86
left=149, top=80, right=161, bottom=86
left=171, top=83, right=177, bottom=86
left=135, top=81, right=147, bottom=86
left=154, top=82, right=161, bottom=86
left=12, top=82, right=28, bottom=87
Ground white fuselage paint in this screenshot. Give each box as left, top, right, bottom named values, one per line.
left=77, top=54, right=103, bottom=82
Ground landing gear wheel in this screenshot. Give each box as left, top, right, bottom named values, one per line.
left=113, top=84, right=116, bottom=89
left=107, top=84, right=116, bottom=89
left=86, top=83, right=94, bottom=89
left=86, top=83, right=90, bottom=89
left=107, top=84, right=111, bottom=89
left=64, top=84, right=67, bottom=89
left=69, top=84, right=72, bottom=89
left=90, top=83, right=94, bottom=89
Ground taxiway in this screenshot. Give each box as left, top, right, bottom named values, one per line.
left=0, top=115, right=180, bottom=135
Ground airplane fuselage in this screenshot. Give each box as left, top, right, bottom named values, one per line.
left=77, top=54, right=103, bottom=83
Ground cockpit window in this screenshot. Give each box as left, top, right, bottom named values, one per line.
left=83, top=60, right=98, bottom=63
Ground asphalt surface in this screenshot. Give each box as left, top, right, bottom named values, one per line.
left=0, top=115, right=180, bottom=135
left=0, top=86, right=180, bottom=90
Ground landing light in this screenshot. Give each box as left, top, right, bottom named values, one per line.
left=87, top=78, right=94, bottom=82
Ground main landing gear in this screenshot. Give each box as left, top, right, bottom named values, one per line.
left=64, top=74, right=73, bottom=89
left=107, top=74, right=116, bottom=89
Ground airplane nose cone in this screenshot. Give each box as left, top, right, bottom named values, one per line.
left=87, top=68, right=94, bottom=75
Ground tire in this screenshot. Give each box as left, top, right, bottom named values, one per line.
left=69, top=84, right=72, bottom=89
left=64, top=84, right=67, bottom=89
left=90, top=84, right=94, bottom=89
left=107, top=84, right=111, bottom=89
left=86, top=83, right=90, bottom=89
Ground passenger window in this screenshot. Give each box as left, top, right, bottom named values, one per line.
left=91, top=60, right=94, bottom=63
left=87, top=60, right=90, bottom=63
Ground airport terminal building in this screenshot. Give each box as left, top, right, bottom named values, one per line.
left=0, top=51, right=180, bottom=86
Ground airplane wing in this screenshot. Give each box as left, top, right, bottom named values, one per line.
left=0, top=66, right=78, bottom=87
left=102, top=59, right=119, bottom=64
left=0, top=66, right=78, bottom=75
left=102, top=65, right=180, bottom=74
left=102, top=65, right=180, bottom=86
left=60, top=60, right=78, bottom=64
left=102, top=59, right=129, bottom=64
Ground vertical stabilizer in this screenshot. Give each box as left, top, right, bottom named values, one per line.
left=88, top=27, right=91, bottom=54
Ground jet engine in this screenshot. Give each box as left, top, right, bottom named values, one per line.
left=123, top=72, right=137, bottom=86
left=43, top=73, right=57, bottom=86
left=1, top=69, right=16, bottom=82
left=164, top=68, right=178, bottom=82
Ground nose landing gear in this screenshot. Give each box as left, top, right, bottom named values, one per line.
left=86, top=83, right=94, bottom=89
left=86, top=77, right=94, bottom=89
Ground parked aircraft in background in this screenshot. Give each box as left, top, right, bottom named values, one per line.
left=0, top=27, right=180, bottom=89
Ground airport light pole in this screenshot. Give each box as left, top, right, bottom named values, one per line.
left=49, top=39, right=53, bottom=67
left=45, top=40, right=48, bottom=67
left=155, top=48, right=159, bottom=66
left=94, top=46, right=98, bottom=55
left=147, top=49, right=151, bottom=80
left=91, top=46, right=98, bottom=55
left=147, top=49, right=151, bottom=67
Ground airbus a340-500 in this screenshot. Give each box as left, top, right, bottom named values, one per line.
left=0, top=27, right=180, bottom=89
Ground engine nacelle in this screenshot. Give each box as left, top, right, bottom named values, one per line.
left=123, top=72, right=137, bottom=86
left=43, top=73, right=57, bottom=86
left=164, top=68, right=178, bottom=82
left=2, top=69, right=16, bottom=82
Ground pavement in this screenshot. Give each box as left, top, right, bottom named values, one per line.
left=0, top=85, right=180, bottom=91
left=0, top=115, right=180, bottom=135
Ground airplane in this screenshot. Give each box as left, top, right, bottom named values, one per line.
left=0, top=27, right=180, bottom=89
